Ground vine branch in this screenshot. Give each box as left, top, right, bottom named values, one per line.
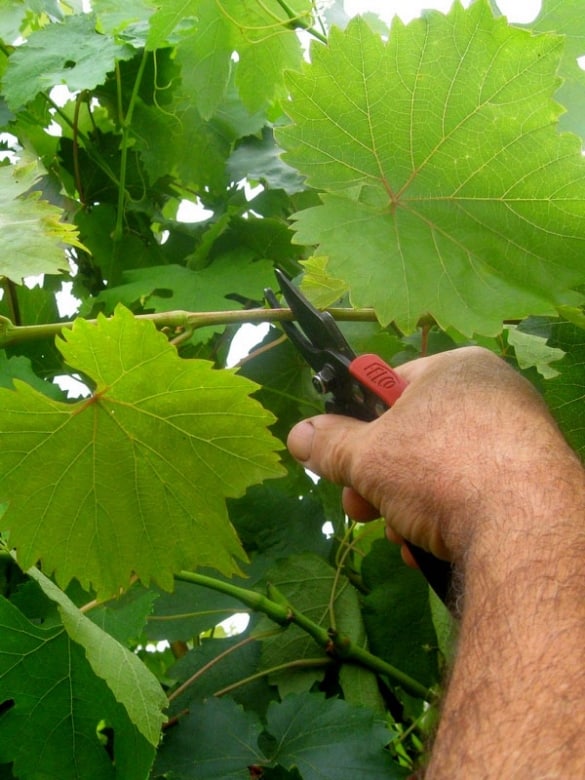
left=0, top=306, right=379, bottom=348
left=174, top=569, right=432, bottom=700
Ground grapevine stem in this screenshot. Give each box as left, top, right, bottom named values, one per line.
left=0, top=277, right=21, bottom=325
left=174, top=569, right=431, bottom=700
left=0, top=307, right=379, bottom=348
left=113, top=49, right=149, bottom=241
left=272, top=0, right=327, bottom=42
left=43, top=93, right=121, bottom=188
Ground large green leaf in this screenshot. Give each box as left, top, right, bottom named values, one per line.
left=278, top=4, right=585, bottom=335
left=28, top=566, right=167, bottom=746
left=154, top=693, right=403, bottom=779
left=92, top=254, right=274, bottom=342
left=3, top=13, right=135, bottom=110
left=264, top=693, right=402, bottom=779
left=0, top=159, right=84, bottom=281
left=145, top=0, right=198, bottom=48
left=153, top=696, right=264, bottom=779
left=0, top=595, right=155, bottom=780
left=0, top=305, right=284, bottom=597
left=166, top=633, right=262, bottom=711
left=174, top=0, right=233, bottom=120
left=92, top=0, right=155, bottom=39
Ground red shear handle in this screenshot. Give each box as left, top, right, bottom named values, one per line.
left=349, top=354, right=408, bottom=408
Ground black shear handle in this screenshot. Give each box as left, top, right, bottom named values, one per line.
left=404, top=543, right=452, bottom=604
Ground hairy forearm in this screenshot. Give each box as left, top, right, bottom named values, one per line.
left=286, top=348, right=585, bottom=777
left=426, top=454, right=585, bottom=778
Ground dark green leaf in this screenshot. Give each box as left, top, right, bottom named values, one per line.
left=544, top=318, right=585, bottom=457
left=154, top=697, right=264, bottom=779
left=264, top=693, right=404, bottom=779
left=361, top=540, right=440, bottom=690
left=228, top=130, right=306, bottom=195
left=29, top=566, right=167, bottom=746
left=167, top=633, right=262, bottom=709
left=91, top=255, right=274, bottom=342
left=0, top=595, right=156, bottom=779
left=4, top=14, right=135, bottom=110
left=0, top=350, right=64, bottom=399
left=89, top=584, right=158, bottom=645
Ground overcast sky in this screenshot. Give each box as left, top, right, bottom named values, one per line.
left=344, top=0, right=542, bottom=24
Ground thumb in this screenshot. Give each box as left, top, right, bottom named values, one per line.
left=287, top=414, right=368, bottom=486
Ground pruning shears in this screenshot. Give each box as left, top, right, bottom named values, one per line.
left=265, top=269, right=452, bottom=604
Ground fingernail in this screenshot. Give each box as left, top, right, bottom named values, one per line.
left=287, top=420, right=315, bottom=462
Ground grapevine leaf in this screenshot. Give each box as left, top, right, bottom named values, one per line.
left=3, top=14, right=135, bottom=111
left=154, top=693, right=402, bottom=779
left=361, top=540, right=440, bottom=690
left=154, top=697, right=264, bottom=779
left=278, top=5, right=585, bottom=335
left=135, top=98, right=232, bottom=194
left=238, top=330, right=321, bottom=445
left=544, top=319, right=585, bottom=458
left=228, top=130, right=306, bottom=196
left=228, top=484, right=330, bottom=561
left=0, top=158, right=84, bottom=281
left=146, top=0, right=198, bottom=49
left=0, top=595, right=155, bottom=780
left=227, top=0, right=311, bottom=112
left=264, top=693, right=403, bottom=779
left=299, top=256, right=349, bottom=308
left=89, top=584, right=158, bottom=645
left=27, top=566, right=167, bottom=746
left=0, top=350, right=64, bottom=399
left=91, top=0, right=156, bottom=40
left=506, top=324, right=565, bottom=378
left=174, top=0, right=233, bottom=120
left=517, top=0, right=585, bottom=138
left=0, top=305, right=285, bottom=597
left=0, top=1, right=29, bottom=44
left=339, top=663, right=387, bottom=716
left=145, top=578, right=247, bottom=643
left=92, top=255, right=273, bottom=317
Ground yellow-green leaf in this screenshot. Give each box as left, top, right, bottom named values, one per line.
left=28, top=566, right=167, bottom=747
left=0, top=306, right=284, bottom=597
left=0, top=159, right=84, bottom=282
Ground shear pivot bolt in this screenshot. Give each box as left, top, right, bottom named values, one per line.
left=312, top=366, right=336, bottom=394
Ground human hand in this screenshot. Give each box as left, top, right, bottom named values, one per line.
left=287, top=346, right=574, bottom=565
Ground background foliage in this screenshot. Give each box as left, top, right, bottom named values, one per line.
left=0, top=0, right=583, bottom=777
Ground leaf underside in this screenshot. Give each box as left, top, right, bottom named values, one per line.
left=278, top=2, right=585, bottom=335
left=0, top=306, right=284, bottom=597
